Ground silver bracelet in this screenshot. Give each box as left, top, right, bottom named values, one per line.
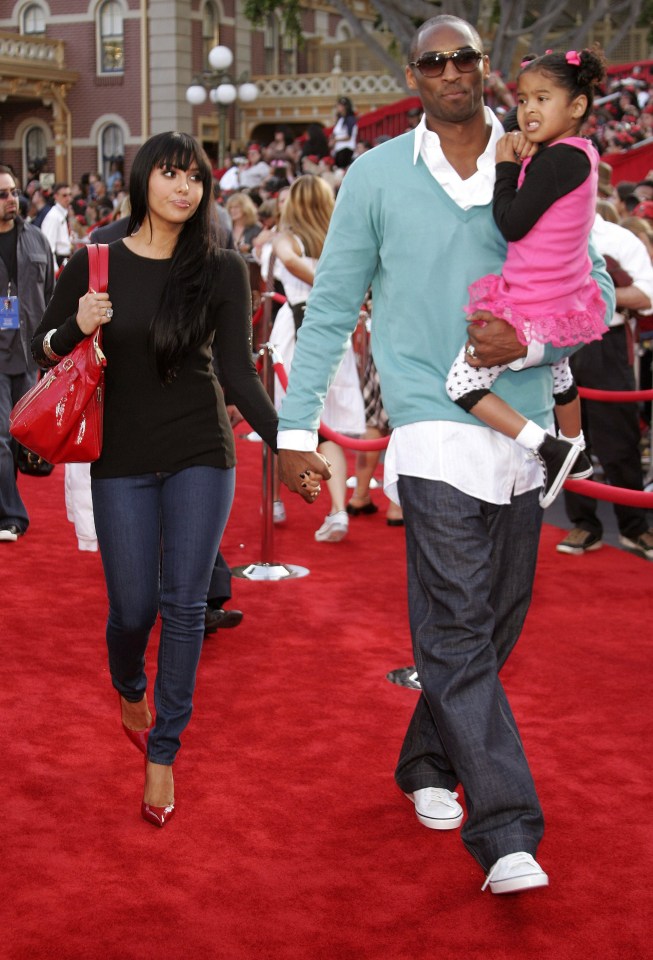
left=42, top=328, right=64, bottom=363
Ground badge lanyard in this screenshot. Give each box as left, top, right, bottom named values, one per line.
left=1, top=281, right=20, bottom=331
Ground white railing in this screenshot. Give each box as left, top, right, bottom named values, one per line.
left=0, top=31, right=64, bottom=68
left=253, top=71, right=404, bottom=100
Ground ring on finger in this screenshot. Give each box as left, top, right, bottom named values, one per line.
left=105, top=307, right=113, bottom=319
left=466, top=344, right=476, bottom=358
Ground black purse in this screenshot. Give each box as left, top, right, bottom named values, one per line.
left=15, top=442, right=55, bottom=477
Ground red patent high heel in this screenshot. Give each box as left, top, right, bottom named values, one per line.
left=141, top=799, right=175, bottom=828
left=119, top=694, right=154, bottom=755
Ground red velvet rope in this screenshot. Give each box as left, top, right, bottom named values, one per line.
left=578, top=386, right=653, bottom=402
left=252, top=292, right=286, bottom=327
left=563, top=478, right=653, bottom=507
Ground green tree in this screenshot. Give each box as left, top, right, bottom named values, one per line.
left=244, top=1, right=647, bottom=85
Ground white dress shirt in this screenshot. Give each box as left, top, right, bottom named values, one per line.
left=590, top=213, right=653, bottom=326
left=41, top=202, right=72, bottom=258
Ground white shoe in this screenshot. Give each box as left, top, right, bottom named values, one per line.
left=481, top=852, right=549, bottom=894
left=273, top=500, right=286, bottom=524
left=404, top=787, right=463, bottom=830
left=314, top=510, right=348, bottom=542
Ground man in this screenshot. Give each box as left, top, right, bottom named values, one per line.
left=276, top=16, right=614, bottom=894
left=28, top=187, right=51, bottom=228
left=40, top=182, right=73, bottom=265
left=0, top=165, right=55, bottom=541
left=558, top=212, right=653, bottom=559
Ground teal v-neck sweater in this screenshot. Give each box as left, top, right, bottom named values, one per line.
left=278, top=131, right=614, bottom=433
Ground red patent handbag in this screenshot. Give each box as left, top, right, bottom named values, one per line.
left=9, top=244, right=109, bottom=464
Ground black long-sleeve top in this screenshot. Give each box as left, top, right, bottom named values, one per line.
left=493, top=143, right=591, bottom=242
left=32, top=241, right=278, bottom=479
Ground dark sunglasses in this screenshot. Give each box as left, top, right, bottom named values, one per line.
left=409, top=48, right=483, bottom=79
left=0, top=188, right=20, bottom=200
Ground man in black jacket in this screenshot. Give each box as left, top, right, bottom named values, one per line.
left=0, top=165, right=55, bottom=541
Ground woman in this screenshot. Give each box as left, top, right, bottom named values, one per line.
left=225, top=191, right=262, bottom=255
left=271, top=175, right=364, bottom=541
left=330, top=97, right=357, bottom=170
left=31, top=132, right=309, bottom=828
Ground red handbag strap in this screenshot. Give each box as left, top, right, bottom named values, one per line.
left=87, top=243, right=109, bottom=293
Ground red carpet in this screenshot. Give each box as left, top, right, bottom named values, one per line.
left=2, top=434, right=651, bottom=960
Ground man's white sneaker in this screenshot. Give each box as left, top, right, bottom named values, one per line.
left=404, top=787, right=464, bottom=830
left=314, top=510, right=348, bottom=542
left=481, top=852, right=549, bottom=894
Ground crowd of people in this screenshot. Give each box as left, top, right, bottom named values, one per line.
left=0, top=18, right=651, bottom=900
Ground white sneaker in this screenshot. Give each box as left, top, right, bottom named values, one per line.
left=314, top=510, right=349, bottom=542
left=404, top=787, right=464, bottom=830
left=481, top=852, right=549, bottom=894
left=273, top=500, right=286, bottom=524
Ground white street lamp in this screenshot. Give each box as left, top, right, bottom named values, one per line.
left=185, top=44, right=258, bottom=167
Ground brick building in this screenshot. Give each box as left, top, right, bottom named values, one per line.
left=0, top=1, right=402, bottom=186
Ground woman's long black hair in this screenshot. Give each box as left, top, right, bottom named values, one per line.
left=127, top=131, right=220, bottom=382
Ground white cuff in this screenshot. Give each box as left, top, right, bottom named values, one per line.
left=277, top=429, right=318, bottom=450
left=508, top=340, right=545, bottom=371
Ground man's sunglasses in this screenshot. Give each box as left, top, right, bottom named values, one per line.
left=0, top=188, right=20, bottom=200
left=409, top=48, right=483, bottom=79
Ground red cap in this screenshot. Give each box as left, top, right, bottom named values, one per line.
left=634, top=200, right=653, bottom=220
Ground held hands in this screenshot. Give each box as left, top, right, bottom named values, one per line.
left=76, top=288, right=113, bottom=336
left=278, top=449, right=332, bottom=504
left=465, top=312, right=527, bottom=367
left=495, top=131, right=538, bottom=164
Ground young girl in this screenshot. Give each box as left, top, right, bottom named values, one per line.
left=31, top=132, right=296, bottom=828
left=446, top=49, right=608, bottom=507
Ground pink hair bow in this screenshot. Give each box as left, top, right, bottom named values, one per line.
left=565, top=50, right=581, bottom=66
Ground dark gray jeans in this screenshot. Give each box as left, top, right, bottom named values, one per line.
left=0, top=370, right=35, bottom=532
left=395, top=476, right=544, bottom=871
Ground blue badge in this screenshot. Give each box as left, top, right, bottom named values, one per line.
left=0, top=295, right=20, bottom=330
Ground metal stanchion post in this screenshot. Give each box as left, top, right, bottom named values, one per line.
left=232, top=256, right=310, bottom=581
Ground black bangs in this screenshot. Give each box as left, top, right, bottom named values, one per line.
left=155, top=133, right=209, bottom=178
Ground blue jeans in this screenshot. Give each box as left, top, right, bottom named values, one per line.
left=0, top=370, right=35, bottom=531
left=92, top=466, right=235, bottom=765
left=395, top=477, right=544, bottom=871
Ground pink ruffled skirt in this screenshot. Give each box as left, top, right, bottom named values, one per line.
left=466, top=273, right=606, bottom=348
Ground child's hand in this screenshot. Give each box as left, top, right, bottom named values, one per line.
left=495, top=131, right=538, bottom=164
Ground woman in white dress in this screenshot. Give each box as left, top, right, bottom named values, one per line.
left=271, top=175, right=364, bottom=541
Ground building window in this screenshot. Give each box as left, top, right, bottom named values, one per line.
left=264, top=15, right=279, bottom=75
left=21, top=3, right=46, bottom=36
left=202, top=2, right=220, bottom=66
left=263, top=16, right=294, bottom=75
left=98, top=0, right=124, bottom=74
left=100, top=124, right=124, bottom=181
left=25, top=126, right=48, bottom=176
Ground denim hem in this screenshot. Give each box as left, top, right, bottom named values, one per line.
left=464, top=832, right=541, bottom=872
left=395, top=775, right=459, bottom=794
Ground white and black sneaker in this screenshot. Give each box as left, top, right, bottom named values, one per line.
left=536, top=435, right=582, bottom=509
left=567, top=448, right=593, bottom=480
left=0, top=524, right=23, bottom=542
